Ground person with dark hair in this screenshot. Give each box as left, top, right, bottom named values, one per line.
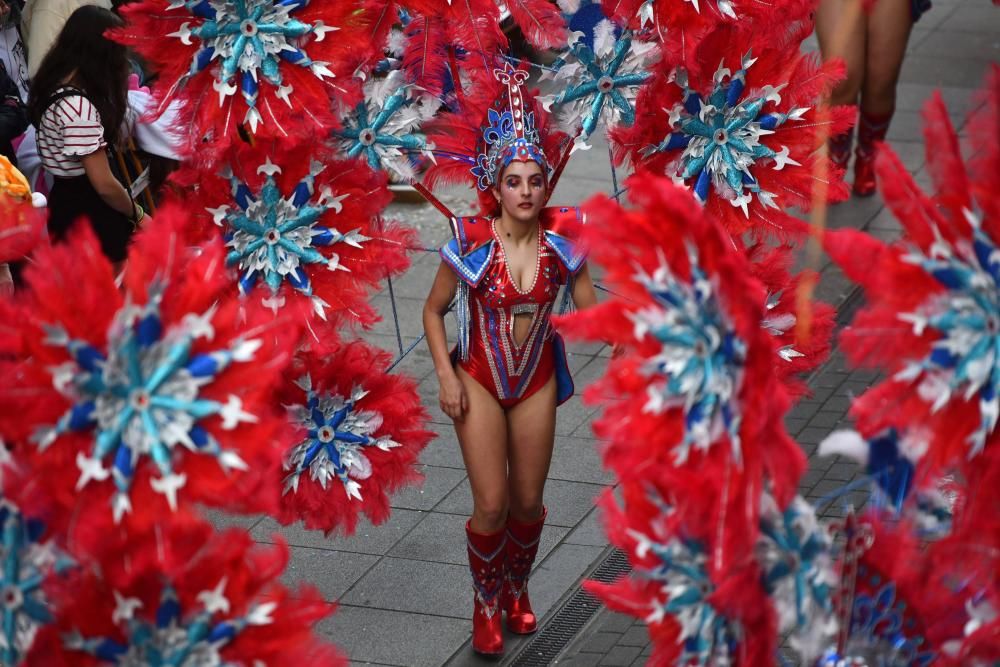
left=28, top=4, right=143, bottom=263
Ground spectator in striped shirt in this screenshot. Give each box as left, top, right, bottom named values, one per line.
left=27, top=5, right=142, bottom=264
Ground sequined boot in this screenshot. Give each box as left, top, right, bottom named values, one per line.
left=466, top=521, right=506, bottom=655
left=502, top=508, right=546, bottom=634
left=854, top=110, right=893, bottom=197
left=828, top=127, right=854, bottom=172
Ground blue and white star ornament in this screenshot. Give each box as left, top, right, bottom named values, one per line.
left=208, top=156, right=361, bottom=318
left=0, top=496, right=72, bottom=666
left=335, top=68, right=440, bottom=181
left=630, top=243, right=746, bottom=464
left=537, top=12, right=657, bottom=151
left=756, top=494, right=837, bottom=661
left=645, top=53, right=807, bottom=218
left=283, top=377, right=400, bottom=502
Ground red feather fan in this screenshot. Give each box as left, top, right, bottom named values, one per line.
left=505, top=0, right=568, bottom=50
left=30, top=519, right=343, bottom=666
left=170, top=138, right=415, bottom=329
left=274, top=339, right=433, bottom=536
left=555, top=173, right=805, bottom=550
left=746, top=243, right=835, bottom=400
left=612, top=22, right=853, bottom=240
left=114, top=0, right=365, bottom=159
left=0, top=207, right=298, bottom=555
left=823, top=66, right=1000, bottom=475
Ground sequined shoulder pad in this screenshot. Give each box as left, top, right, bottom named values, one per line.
left=440, top=216, right=496, bottom=287
left=541, top=206, right=586, bottom=274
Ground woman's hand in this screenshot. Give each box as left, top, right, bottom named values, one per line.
left=438, top=371, right=468, bottom=421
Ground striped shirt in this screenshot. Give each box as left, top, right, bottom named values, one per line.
left=36, top=87, right=106, bottom=178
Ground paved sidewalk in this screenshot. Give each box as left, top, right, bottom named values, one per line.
left=204, top=2, right=997, bottom=665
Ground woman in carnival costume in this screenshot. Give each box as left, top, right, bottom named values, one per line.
left=423, top=64, right=597, bottom=656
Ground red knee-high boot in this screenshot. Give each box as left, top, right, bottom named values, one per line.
left=502, top=508, right=546, bottom=634
left=466, top=521, right=506, bottom=655
left=854, top=109, right=893, bottom=197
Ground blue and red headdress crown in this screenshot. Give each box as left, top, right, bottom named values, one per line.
left=472, top=65, right=551, bottom=191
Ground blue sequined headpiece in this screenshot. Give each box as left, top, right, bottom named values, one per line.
left=472, top=65, right=550, bottom=191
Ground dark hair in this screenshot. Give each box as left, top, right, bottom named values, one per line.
left=28, top=6, right=129, bottom=147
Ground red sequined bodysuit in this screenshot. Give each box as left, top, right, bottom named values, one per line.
left=441, top=207, right=585, bottom=408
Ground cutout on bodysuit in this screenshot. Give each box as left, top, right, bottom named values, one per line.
left=510, top=303, right=538, bottom=349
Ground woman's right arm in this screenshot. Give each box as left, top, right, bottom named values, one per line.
left=423, top=261, right=468, bottom=421
left=80, top=150, right=139, bottom=220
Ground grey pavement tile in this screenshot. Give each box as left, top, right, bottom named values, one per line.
left=600, top=645, right=642, bottom=666
left=548, top=436, right=616, bottom=485
left=557, top=394, right=599, bottom=436
left=388, top=510, right=568, bottom=565
left=798, top=426, right=829, bottom=447
left=938, top=4, right=1000, bottom=33
left=201, top=508, right=266, bottom=533
left=881, top=141, right=927, bottom=175
left=253, top=509, right=425, bottom=556
left=436, top=478, right=606, bottom=528
left=785, top=417, right=808, bottom=436
left=372, top=295, right=428, bottom=340
left=594, top=611, right=636, bottom=634
left=416, top=430, right=467, bottom=469
left=825, top=462, right=861, bottom=482
left=825, top=195, right=884, bottom=230
left=565, top=507, right=611, bottom=547
left=618, top=626, right=651, bottom=647
left=319, top=605, right=471, bottom=667
left=900, top=54, right=993, bottom=89
left=531, top=544, right=607, bottom=619
left=574, top=632, right=621, bottom=654
left=868, top=207, right=903, bottom=234
left=391, top=463, right=467, bottom=509
left=551, top=175, right=618, bottom=208
left=808, top=411, right=847, bottom=430
left=560, top=653, right=604, bottom=666
left=340, top=557, right=471, bottom=618
left=282, top=546, right=379, bottom=601
left=885, top=110, right=927, bottom=144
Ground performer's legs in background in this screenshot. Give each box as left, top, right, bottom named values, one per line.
left=854, top=0, right=914, bottom=194
left=454, top=366, right=509, bottom=655
left=502, top=373, right=557, bottom=634
left=816, top=0, right=867, bottom=169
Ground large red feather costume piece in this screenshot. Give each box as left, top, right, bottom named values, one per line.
left=29, top=519, right=343, bottom=666
left=0, top=208, right=297, bottom=551
left=824, top=66, right=1000, bottom=473
left=114, top=0, right=365, bottom=158
left=172, top=139, right=414, bottom=326
left=613, top=22, right=852, bottom=239
left=276, top=341, right=432, bottom=535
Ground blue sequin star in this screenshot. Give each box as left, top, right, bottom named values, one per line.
left=167, top=0, right=337, bottom=131
left=539, top=19, right=654, bottom=147
left=648, top=52, right=807, bottom=217
left=632, top=244, right=746, bottom=463
left=0, top=502, right=72, bottom=665
left=894, top=212, right=1000, bottom=456
left=334, top=70, right=439, bottom=180
left=630, top=532, right=740, bottom=665
left=64, top=579, right=275, bottom=664
left=210, top=157, right=362, bottom=317
left=283, top=375, right=399, bottom=501
left=32, top=286, right=260, bottom=521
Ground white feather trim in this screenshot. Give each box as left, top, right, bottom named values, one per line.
left=817, top=429, right=869, bottom=465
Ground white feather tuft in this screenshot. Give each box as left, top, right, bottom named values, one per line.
left=817, top=430, right=869, bottom=465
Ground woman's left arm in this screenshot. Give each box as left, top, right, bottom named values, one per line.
left=570, top=263, right=598, bottom=310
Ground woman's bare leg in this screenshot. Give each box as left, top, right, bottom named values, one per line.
left=861, top=0, right=913, bottom=116
left=454, top=367, right=510, bottom=533
left=506, top=374, right=557, bottom=522
left=816, top=0, right=868, bottom=107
